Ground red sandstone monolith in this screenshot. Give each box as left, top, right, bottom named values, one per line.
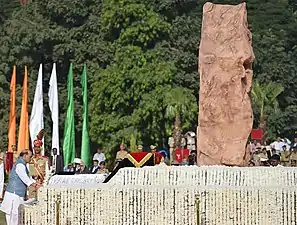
left=197, top=2, right=254, bottom=166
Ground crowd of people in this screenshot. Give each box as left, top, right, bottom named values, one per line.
left=248, top=137, right=297, bottom=167
left=1, top=134, right=296, bottom=225
left=64, top=157, right=109, bottom=175
left=63, top=143, right=163, bottom=175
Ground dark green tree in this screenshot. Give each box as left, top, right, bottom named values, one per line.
left=252, top=80, right=284, bottom=140
left=165, top=87, right=197, bottom=161
left=0, top=0, right=110, bottom=155
left=89, top=0, right=176, bottom=161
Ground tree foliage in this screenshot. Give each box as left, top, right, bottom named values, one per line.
left=89, top=0, right=179, bottom=161
left=0, top=0, right=110, bottom=154
left=252, top=80, right=284, bottom=140
left=1, top=0, right=297, bottom=158
left=165, top=87, right=197, bottom=160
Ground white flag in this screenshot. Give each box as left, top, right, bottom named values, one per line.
left=49, top=63, right=60, bottom=155
left=30, top=64, right=44, bottom=154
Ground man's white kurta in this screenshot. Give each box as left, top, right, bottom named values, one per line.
left=0, top=164, right=34, bottom=225
left=0, top=162, right=4, bottom=198
left=93, top=152, right=106, bottom=163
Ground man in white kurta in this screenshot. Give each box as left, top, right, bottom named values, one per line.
left=93, top=148, right=106, bottom=164
left=0, top=150, right=39, bottom=225
left=0, top=151, right=5, bottom=199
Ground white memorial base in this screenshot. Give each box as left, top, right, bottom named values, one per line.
left=21, top=166, right=297, bottom=225
left=48, top=174, right=107, bottom=186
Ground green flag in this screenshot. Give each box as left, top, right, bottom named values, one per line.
left=80, top=64, right=90, bottom=167
left=63, top=63, right=75, bottom=166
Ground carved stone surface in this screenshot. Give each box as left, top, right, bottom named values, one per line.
left=197, top=2, right=254, bottom=166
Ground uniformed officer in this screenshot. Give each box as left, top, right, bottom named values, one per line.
left=28, top=145, right=49, bottom=199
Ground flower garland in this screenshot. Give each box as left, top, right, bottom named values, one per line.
left=22, top=185, right=297, bottom=225
left=110, top=166, right=297, bottom=186
left=21, top=166, right=297, bottom=225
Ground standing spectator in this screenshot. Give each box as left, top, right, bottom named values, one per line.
left=291, top=137, right=297, bottom=148
left=269, top=154, right=281, bottom=167
left=249, top=140, right=258, bottom=154
left=89, top=160, right=99, bottom=174
left=116, top=144, right=128, bottom=162
left=270, top=137, right=283, bottom=154
left=252, top=146, right=266, bottom=165
left=280, top=145, right=290, bottom=166
left=93, top=148, right=106, bottom=164
left=97, top=161, right=109, bottom=174
left=282, top=138, right=291, bottom=150
left=137, top=145, right=143, bottom=152
left=150, top=145, right=157, bottom=154
left=290, top=146, right=297, bottom=165
left=150, top=145, right=164, bottom=164
left=188, top=150, right=197, bottom=165
left=50, top=148, right=64, bottom=174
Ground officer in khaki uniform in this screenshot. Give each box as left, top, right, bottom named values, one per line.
left=96, top=161, right=109, bottom=174
left=290, top=146, right=297, bottom=167
left=28, top=146, right=49, bottom=199
left=116, top=143, right=128, bottom=161
left=252, top=146, right=268, bottom=166
left=280, top=145, right=291, bottom=166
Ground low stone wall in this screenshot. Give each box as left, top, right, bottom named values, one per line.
left=109, top=166, right=297, bottom=186
left=22, top=184, right=297, bottom=225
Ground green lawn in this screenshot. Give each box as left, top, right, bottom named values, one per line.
left=0, top=211, right=6, bottom=225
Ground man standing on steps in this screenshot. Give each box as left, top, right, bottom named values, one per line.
left=0, top=149, right=40, bottom=225
left=28, top=144, right=49, bottom=199
left=50, top=148, right=64, bottom=174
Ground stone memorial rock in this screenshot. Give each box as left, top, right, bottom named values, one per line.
left=197, top=2, right=254, bottom=166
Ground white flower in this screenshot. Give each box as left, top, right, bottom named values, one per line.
left=22, top=166, right=297, bottom=225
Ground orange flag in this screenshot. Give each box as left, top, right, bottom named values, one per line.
left=18, top=66, right=29, bottom=153
left=8, top=66, right=16, bottom=153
